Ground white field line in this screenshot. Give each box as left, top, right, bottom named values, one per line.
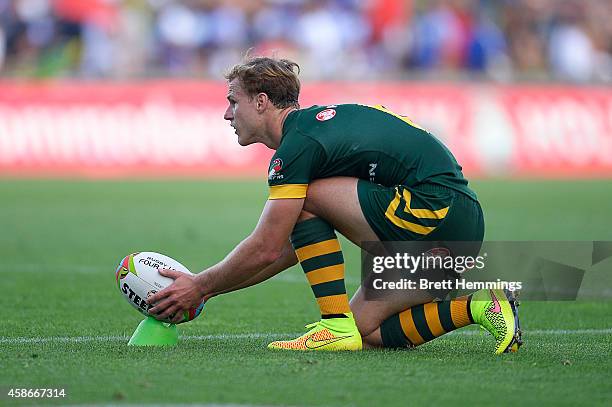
left=1, top=328, right=611, bottom=345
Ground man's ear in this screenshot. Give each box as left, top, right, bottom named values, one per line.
left=256, top=93, right=269, bottom=111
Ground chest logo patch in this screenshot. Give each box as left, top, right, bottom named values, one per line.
left=316, top=109, right=336, bottom=121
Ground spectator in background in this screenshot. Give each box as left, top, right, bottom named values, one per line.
left=0, top=22, right=5, bottom=70
left=0, top=0, right=609, bottom=83
left=292, top=0, right=370, bottom=79
left=155, top=1, right=208, bottom=75
left=501, top=0, right=549, bottom=80
left=113, top=0, right=152, bottom=78
left=466, top=7, right=510, bottom=80
left=548, top=0, right=598, bottom=83
left=409, top=0, right=467, bottom=70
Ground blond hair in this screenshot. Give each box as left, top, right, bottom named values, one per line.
left=225, top=56, right=300, bottom=109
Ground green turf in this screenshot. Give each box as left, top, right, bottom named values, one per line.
left=1, top=179, right=611, bottom=406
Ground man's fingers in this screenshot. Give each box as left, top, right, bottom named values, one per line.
left=156, top=304, right=181, bottom=321
left=144, top=271, right=194, bottom=322
left=158, top=268, right=182, bottom=279
left=146, top=286, right=172, bottom=305
left=148, top=297, right=174, bottom=315
left=170, top=312, right=185, bottom=324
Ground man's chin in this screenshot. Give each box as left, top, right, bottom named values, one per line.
left=237, top=136, right=254, bottom=146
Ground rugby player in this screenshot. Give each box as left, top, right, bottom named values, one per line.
left=148, top=56, right=522, bottom=353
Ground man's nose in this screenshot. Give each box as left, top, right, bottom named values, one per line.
left=224, top=106, right=233, bottom=121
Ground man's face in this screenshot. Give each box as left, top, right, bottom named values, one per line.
left=224, top=79, right=262, bottom=146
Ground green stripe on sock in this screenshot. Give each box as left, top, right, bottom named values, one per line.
left=380, top=313, right=410, bottom=348
left=301, top=252, right=344, bottom=273
left=291, top=218, right=336, bottom=249
left=311, top=279, right=347, bottom=298
left=437, top=301, right=456, bottom=332
left=411, top=305, right=435, bottom=342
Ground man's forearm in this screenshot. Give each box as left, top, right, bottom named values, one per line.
left=207, top=241, right=298, bottom=298
left=194, top=234, right=286, bottom=297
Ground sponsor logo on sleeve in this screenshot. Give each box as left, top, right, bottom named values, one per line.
left=268, top=158, right=284, bottom=180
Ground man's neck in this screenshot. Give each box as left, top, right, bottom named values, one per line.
left=267, top=107, right=297, bottom=149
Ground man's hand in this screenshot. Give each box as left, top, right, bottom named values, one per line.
left=147, top=269, right=205, bottom=324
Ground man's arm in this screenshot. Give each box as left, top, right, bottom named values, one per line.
left=208, top=239, right=298, bottom=297
left=147, top=198, right=304, bottom=322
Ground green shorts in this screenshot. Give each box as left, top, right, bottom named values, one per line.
left=358, top=180, right=484, bottom=298
left=357, top=180, right=484, bottom=243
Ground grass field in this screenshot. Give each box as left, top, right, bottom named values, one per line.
left=1, top=179, right=611, bottom=406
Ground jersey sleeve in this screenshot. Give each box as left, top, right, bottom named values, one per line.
left=267, top=135, right=325, bottom=200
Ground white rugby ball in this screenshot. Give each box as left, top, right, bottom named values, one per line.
left=114, top=252, right=205, bottom=324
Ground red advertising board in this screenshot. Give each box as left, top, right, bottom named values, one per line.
left=498, top=86, right=612, bottom=177
left=0, top=81, right=610, bottom=178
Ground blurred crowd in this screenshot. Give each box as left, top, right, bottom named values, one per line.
left=0, top=0, right=610, bottom=82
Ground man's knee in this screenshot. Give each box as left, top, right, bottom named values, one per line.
left=355, top=318, right=373, bottom=338
left=352, top=308, right=383, bottom=338
left=296, top=209, right=317, bottom=223
left=353, top=312, right=384, bottom=348
left=361, top=329, right=383, bottom=348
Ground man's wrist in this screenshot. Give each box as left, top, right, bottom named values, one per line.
left=194, top=272, right=210, bottom=299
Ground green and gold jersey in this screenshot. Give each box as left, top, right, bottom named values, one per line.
left=267, top=104, right=477, bottom=201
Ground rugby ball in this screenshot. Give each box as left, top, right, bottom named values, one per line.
left=114, top=252, right=205, bottom=324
